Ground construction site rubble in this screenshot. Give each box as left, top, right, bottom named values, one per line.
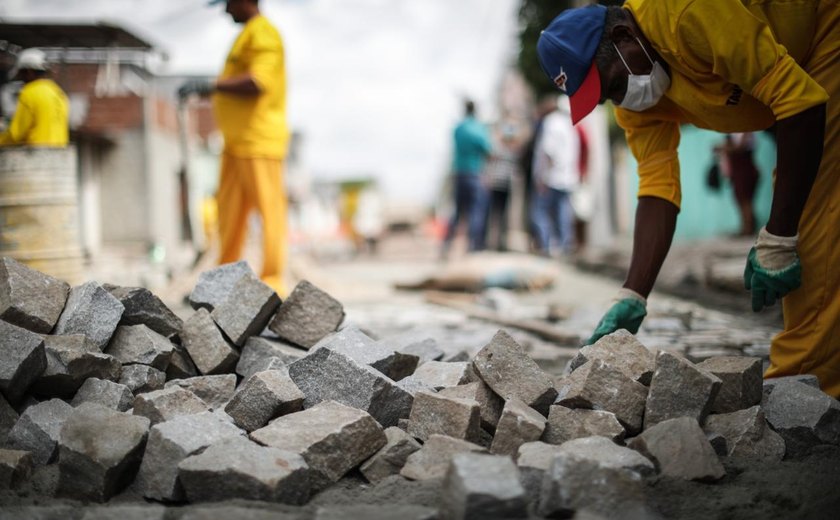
left=1, top=257, right=840, bottom=518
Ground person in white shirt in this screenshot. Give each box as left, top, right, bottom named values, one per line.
left=530, top=95, right=580, bottom=256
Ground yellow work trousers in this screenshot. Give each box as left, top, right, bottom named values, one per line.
left=765, top=0, right=840, bottom=398
left=217, top=153, right=287, bottom=296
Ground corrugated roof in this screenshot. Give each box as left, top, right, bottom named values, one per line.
left=0, top=21, right=155, bottom=50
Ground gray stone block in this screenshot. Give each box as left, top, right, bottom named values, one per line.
left=554, top=436, right=654, bottom=476
left=539, top=456, right=647, bottom=519
left=211, top=272, right=281, bottom=347
left=359, top=426, right=421, bottom=483
left=763, top=374, right=821, bottom=403
left=179, top=436, right=310, bottom=504
left=105, top=325, right=174, bottom=370
left=225, top=370, right=304, bottom=432
left=472, top=330, right=557, bottom=415
left=696, top=356, right=763, bottom=413
left=57, top=403, right=150, bottom=501
left=407, top=391, right=480, bottom=442
left=704, top=406, right=785, bottom=463
left=0, top=393, right=18, bottom=442
left=0, top=257, right=69, bottom=334
left=763, top=379, right=840, bottom=457
left=387, top=334, right=444, bottom=363
left=288, top=346, right=413, bottom=428
left=569, top=329, right=655, bottom=385
left=515, top=441, right=564, bottom=505
left=119, top=364, right=166, bottom=394
left=400, top=434, right=487, bottom=481
left=105, top=285, right=183, bottom=338
left=166, top=344, right=199, bottom=381
left=181, top=309, right=239, bottom=375
left=236, top=336, right=306, bottom=380
left=490, top=398, right=546, bottom=457
left=440, top=381, right=504, bottom=432
left=557, top=359, right=647, bottom=434
left=0, top=448, right=33, bottom=490
left=628, top=416, right=725, bottom=481
left=442, top=453, right=529, bottom=520
left=644, top=351, right=722, bottom=430
left=406, top=361, right=473, bottom=391
left=0, top=319, right=47, bottom=403
left=132, top=386, right=209, bottom=425
left=164, top=374, right=237, bottom=410
left=5, top=398, right=74, bottom=465
left=188, top=260, right=253, bottom=312
left=250, top=400, right=386, bottom=487
left=543, top=405, right=625, bottom=445
left=72, top=378, right=134, bottom=412
left=315, top=505, right=438, bottom=520
left=268, top=280, right=345, bottom=348
left=80, top=506, right=167, bottom=520
left=313, top=326, right=419, bottom=381
left=179, top=506, right=301, bottom=520
left=137, top=411, right=244, bottom=501
left=54, top=281, right=125, bottom=351
left=32, top=335, right=121, bottom=397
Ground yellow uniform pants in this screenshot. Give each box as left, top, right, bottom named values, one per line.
left=765, top=0, right=840, bottom=397
left=217, top=153, right=287, bottom=296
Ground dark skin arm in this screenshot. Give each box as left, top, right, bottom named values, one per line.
left=213, top=74, right=262, bottom=96
left=765, top=103, right=825, bottom=237
left=623, top=196, right=678, bottom=297
left=622, top=103, right=825, bottom=297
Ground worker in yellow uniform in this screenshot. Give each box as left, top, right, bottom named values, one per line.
left=0, top=48, right=68, bottom=147
left=179, top=0, right=289, bottom=294
left=537, top=1, right=839, bottom=397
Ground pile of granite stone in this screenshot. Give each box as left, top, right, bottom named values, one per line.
left=1, top=256, right=839, bottom=519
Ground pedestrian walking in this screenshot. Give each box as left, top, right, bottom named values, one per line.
left=179, top=0, right=290, bottom=294
left=441, top=100, right=492, bottom=258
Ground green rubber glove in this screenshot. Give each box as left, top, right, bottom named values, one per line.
left=585, top=288, right=648, bottom=346
left=744, top=227, right=801, bottom=312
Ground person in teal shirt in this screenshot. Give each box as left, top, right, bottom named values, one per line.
left=442, top=100, right=492, bottom=257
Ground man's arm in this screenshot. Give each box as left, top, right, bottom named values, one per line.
left=624, top=196, right=679, bottom=297
left=0, top=98, right=34, bottom=146
left=765, top=103, right=825, bottom=237
left=214, top=74, right=261, bottom=96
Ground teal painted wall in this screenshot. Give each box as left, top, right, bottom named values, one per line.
left=626, top=126, right=776, bottom=241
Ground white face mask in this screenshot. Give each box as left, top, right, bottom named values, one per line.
left=613, top=38, right=670, bottom=111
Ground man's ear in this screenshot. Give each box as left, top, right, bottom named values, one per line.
left=608, top=23, right=635, bottom=45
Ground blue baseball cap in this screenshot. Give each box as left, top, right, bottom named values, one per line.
left=537, top=4, right=606, bottom=124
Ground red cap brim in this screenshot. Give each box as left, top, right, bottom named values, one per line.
left=570, top=62, right=600, bottom=125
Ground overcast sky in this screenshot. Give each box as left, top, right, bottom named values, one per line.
left=3, top=0, right=521, bottom=205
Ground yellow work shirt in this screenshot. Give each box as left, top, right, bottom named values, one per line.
left=617, top=0, right=829, bottom=207
left=0, top=78, right=69, bottom=147
left=212, top=14, right=289, bottom=159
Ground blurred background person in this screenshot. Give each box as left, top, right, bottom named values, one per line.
left=716, top=133, right=760, bottom=237
left=441, top=99, right=492, bottom=259
left=178, top=0, right=289, bottom=295
left=0, top=48, right=68, bottom=147
left=530, top=94, right=579, bottom=257
left=482, top=118, right=524, bottom=252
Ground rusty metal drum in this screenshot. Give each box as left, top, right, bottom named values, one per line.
left=0, top=146, right=83, bottom=284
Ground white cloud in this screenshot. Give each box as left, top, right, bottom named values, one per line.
left=6, top=0, right=520, bottom=204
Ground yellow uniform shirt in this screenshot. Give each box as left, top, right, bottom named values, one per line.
left=212, top=14, right=289, bottom=159
left=617, top=0, right=829, bottom=207
left=0, top=78, right=69, bottom=147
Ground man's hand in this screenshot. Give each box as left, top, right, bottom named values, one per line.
left=585, top=288, right=648, bottom=345
left=744, top=227, right=801, bottom=311
left=177, top=79, right=214, bottom=101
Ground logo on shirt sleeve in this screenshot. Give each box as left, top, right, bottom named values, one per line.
left=726, top=85, right=743, bottom=106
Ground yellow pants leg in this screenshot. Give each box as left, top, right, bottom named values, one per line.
left=765, top=0, right=840, bottom=397
left=216, top=153, right=288, bottom=296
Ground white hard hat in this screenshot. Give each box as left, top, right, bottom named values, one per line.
left=9, top=48, right=48, bottom=79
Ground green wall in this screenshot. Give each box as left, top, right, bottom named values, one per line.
left=626, top=126, right=777, bottom=241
